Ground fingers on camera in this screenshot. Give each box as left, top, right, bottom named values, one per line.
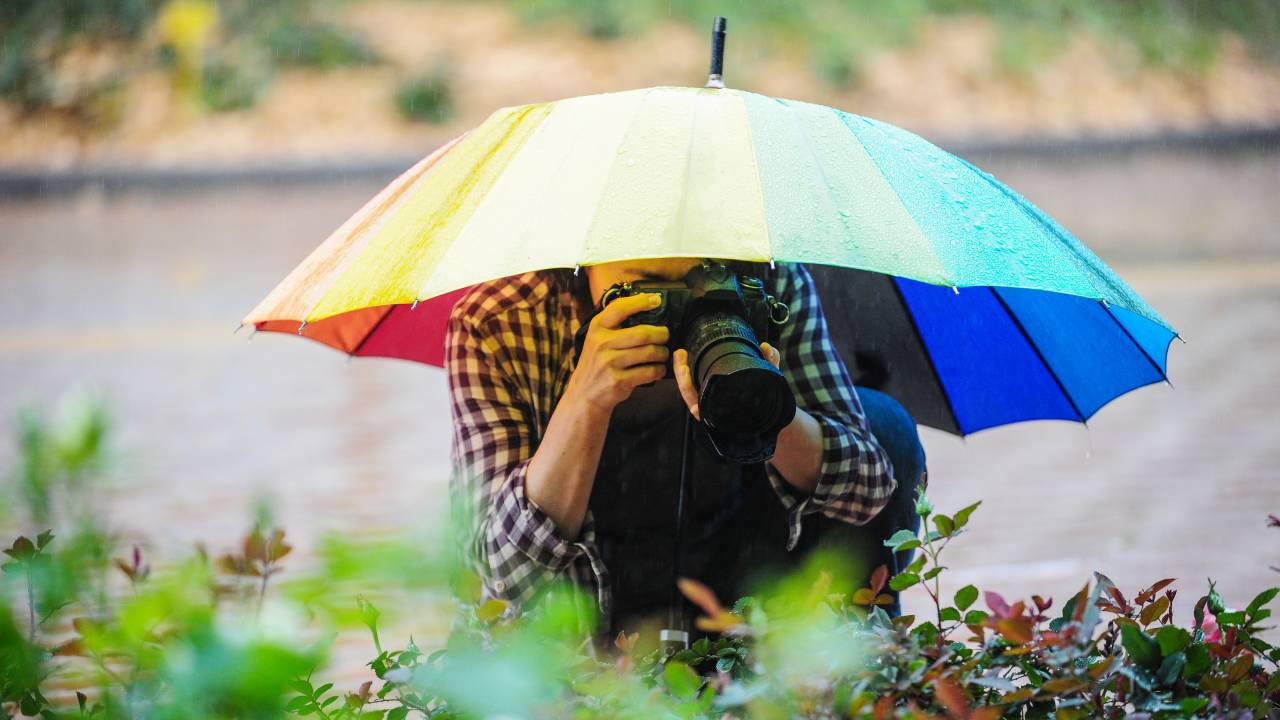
left=595, top=293, right=660, bottom=329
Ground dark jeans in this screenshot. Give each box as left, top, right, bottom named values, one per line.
left=707, top=387, right=926, bottom=621
left=807, top=387, right=927, bottom=614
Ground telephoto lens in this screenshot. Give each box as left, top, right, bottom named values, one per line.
left=686, top=310, right=796, bottom=463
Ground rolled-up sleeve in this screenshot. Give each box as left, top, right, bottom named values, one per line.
left=446, top=306, right=608, bottom=614
left=763, top=263, right=898, bottom=551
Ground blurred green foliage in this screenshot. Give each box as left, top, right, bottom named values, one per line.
left=4, top=397, right=1278, bottom=718
left=0, top=0, right=379, bottom=119
left=395, top=62, right=456, bottom=124
left=515, top=0, right=1280, bottom=86
left=263, top=16, right=380, bottom=69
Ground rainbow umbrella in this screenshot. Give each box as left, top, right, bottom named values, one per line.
left=244, top=25, right=1176, bottom=435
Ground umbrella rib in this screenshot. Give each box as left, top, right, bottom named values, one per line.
left=987, top=286, right=1086, bottom=424
left=887, top=276, right=963, bottom=436
left=1099, top=301, right=1170, bottom=383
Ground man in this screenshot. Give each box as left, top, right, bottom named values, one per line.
left=446, top=257, right=924, bottom=638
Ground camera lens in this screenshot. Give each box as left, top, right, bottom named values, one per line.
left=686, top=312, right=796, bottom=448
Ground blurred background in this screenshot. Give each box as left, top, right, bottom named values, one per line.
left=2, top=0, right=1278, bottom=678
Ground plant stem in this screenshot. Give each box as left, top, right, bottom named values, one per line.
left=256, top=565, right=271, bottom=622
left=26, top=566, right=36, bottom=643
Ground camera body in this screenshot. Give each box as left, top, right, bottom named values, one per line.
left=601, top=261, right=789, bottom=373
left=577, top=259, right=796, bottom=464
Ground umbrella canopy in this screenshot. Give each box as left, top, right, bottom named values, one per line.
left=244, top=85, right=1177, bottom=433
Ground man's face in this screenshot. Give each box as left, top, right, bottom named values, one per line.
left=584, top=257, right=705, bottom=308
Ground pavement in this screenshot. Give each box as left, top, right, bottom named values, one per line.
left=0, top=146, right=1277, bottom=678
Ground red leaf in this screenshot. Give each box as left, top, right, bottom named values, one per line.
left=870, top=564, right=889, bottom=595
left=933, top=677, right=970, bottom=719
left=677, top=578, right=723, bottom=618
left=1135, top=578, right=1176, bottom=605
left=985, top=592, right=1011, bottom=619
left=1107, top=586, right=1131, bottom=614
left=243, top=530, right=266, bottom=562
left=1071, top=583, right=1090, bottom=622
left=996, top=618, right=1034, bottom=644
left=52, top=639, right=84, bottom=656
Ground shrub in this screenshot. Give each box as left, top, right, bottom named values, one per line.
left=262, top=17, right=380, bottom=70
left=198, top=51, right=271, bottom=112
left=3, top=399, right=1277, bottom=718
left=394, top=63, right=455, bottom=125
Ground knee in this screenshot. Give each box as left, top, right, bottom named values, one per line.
left=854, top=386, right=926, bottom=493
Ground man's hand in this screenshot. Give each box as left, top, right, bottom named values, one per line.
left=564, top=293, right=671, bottom=417
left=673, top=342, right=782, bottom=422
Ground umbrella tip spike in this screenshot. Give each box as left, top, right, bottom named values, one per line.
left=705, top=16, right=727, bottom=89
left=411, top=299, right=420, bottom=311
left=951, top=286, right=960, bottom=295
left=574, top=264, right=581, bottom=276
left=297, top=321, right=308, bottom=335
left=233, top=323, right=245, bottom=335
left=769, top=257, right=775, bottom=270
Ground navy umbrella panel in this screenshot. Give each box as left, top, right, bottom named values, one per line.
left=809, top=265, right=1177, bottom=436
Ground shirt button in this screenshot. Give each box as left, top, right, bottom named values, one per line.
left=494, top=580, right=506, bottom=594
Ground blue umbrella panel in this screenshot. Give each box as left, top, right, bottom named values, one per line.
left=808, top=265, right=1177, bottom=436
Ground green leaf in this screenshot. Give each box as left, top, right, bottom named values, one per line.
left=884, top=529, right=918, bottom=551
left=934, top=515, right=955, bottom=536
left=664, top=661, right=700, bottom=699
left=1215, top=610, right=1247, bottom=625
left=288, top=680, right=314, bottom=696
left=1155, top=626, right=1191, bottom=656
left=923, top=567, right=943, bottom=581
left=1121, top=624, right=1161, bottom=669
left=905, top=554, right=927, bottom=575
left=1182, top=644, right=1212, bottom=679
left=715, top=656, right=735, bottom=673
left=939, top=607, right=962, bottom=623
left=387, top=708, right=409, bottom=720
left=955, top=585, right=978, bottom=611
left=964, top=610, right=989, bottom=625
left=1158, top=651, right=1186, bottom=685
left=889, top=573, right=919, bottom=592
left=953, top=501, right=981, bottom=529
left=1179, top=698, right=1208, bottom=714
left=1246, top=587, right=1279, bottom=616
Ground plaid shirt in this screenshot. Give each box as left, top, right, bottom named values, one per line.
left=446, top=262, right=896, bottom=622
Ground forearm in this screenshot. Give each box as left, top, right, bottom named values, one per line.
left=523, top=386, right=612, bottom=540
left=768, top=407, right=823, bottom=494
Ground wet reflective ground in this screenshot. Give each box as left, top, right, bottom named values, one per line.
left=1, top=148, right=1278, bottom=652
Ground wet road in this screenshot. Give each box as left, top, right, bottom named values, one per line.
left=1, top=148, right=1278, bottom=661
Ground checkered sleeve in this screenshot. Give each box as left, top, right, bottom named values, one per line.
left=446, top=303, right=607, bottom=613
left=764, top=263, right=898, bottom=551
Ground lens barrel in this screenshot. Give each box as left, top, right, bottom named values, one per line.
left=686, top=311, right=796, bottom=458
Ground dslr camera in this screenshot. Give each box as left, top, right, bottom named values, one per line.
left=577, top=259, right=796, bottom=464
